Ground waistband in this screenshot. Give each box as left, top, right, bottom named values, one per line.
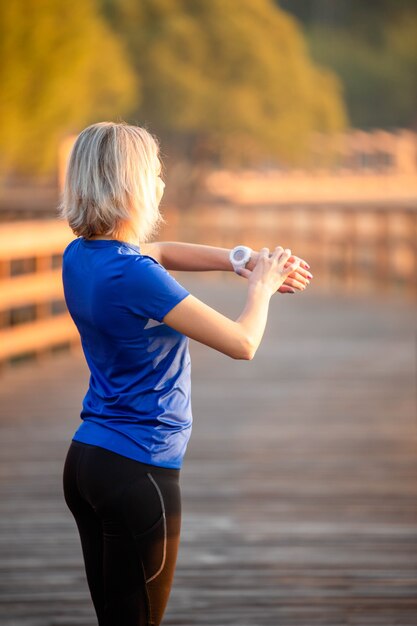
left=69, top=439, right=181, bottom=478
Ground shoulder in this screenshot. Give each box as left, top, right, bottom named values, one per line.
left=126, top=252, right=190, bottom=300
left=125, top=253, right=178, bottom=285
left=62, top=237, right=81, bottom=261
left=122, top=253, right=189, bottom=322
left=63, top=237, right=80, bottom=254
left=127, top=252, right=164, bottom=272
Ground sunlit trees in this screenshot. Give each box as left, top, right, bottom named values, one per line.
left=0, top=0, right=137, bottom=176
left=1, top=0, right=347, bottom=204
left=279, top=0, right=417, bottom=129
left=307, top=14, right=417, bottom=130
left=104, top=0, right=346, bottom=165
left=102, top=0, right=346, bottom=204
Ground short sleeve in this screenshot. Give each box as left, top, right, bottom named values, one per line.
left=126, top=256, right=190, bottom=323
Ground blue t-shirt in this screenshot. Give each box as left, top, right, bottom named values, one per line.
left=62, top=237, right=192, bottom=469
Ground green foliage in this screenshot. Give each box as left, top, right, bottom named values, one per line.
left=1, top=0, right=348, bottom=177
left=307, top=14, right=417, bottom=129
left=277, top=0, right=417, bottom=129
left=103, top=0, right=347, bottom=166
left=0, top=0, right=137, bottom=176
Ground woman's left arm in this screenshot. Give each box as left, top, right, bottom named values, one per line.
left=142, top=241, right=237, bottom=271
left=141, top=241, right=312, bottom=291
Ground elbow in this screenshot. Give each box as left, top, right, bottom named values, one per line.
left=241, top=350, right=255, bottom=361
left=232, top=337, right=256, bottom=361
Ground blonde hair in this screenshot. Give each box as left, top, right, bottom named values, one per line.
left=58, top=122, right=165, bottom=242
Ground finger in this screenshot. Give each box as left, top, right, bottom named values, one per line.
left=274, top=246, right=291, bottom=261
left=288, top=255, right=311, bottom=271
left=278, top=285, right=296, bottom=294
left=298, top=268, right=313, bottom=279
left=287, top=259, right=313, bottom=279
left=271, top=245, right=284, bottom=260
left=277, top=248, right=294, bottom=264
left=258, top=247, right=270, bottom=260
left=237, top=267, right=251, bottom=279
left=282, top=258, right=301, bottom=275
left=283, top=276, right=307, bottom=290
left=286, top=269, right=311, bottom=284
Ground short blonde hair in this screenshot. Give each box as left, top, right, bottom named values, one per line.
left=59, top=122, right=165, bottom=242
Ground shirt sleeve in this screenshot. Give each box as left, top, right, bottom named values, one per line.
left=126, top=255, right=190, bottom=323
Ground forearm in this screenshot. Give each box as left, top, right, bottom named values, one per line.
left=236, top=283, right=272, bottom=358
left=156, top=241, right=234, bottom=271
left=151, top=240, right=310, bottom=292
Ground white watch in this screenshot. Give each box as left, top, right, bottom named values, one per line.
left=229, top=245, right=252, bottom=274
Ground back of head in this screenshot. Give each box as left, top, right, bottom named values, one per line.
left=59, top=122, right=165, bottom=243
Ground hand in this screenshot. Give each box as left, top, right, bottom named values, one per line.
left=243, top=249, right=313, bottom=294
left=279, top=254, right=313, bottom=293
left=239, top=246, right=302, bottom=296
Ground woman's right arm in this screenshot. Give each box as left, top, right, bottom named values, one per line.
left=162, top=246, right=301, bottom=360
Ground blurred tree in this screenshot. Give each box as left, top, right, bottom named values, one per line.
left=278, top=0, right=417, bottom=35
left=102, top=0, right=347, bottom=206
left=278, top=0, right=417, bottom=129
left=0, top=0, right=137, bottom=178
left=308, top=16, right=417, bottom=130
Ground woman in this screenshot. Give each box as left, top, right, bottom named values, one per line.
left=60, top=121, right=312, bottom=626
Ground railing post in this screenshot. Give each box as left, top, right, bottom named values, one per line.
left=375, top=209, right=390, bottom=295
left=34, top=254, right=52, bottom=364
left=0, top=260, right=10, bottom=329
left=407, top=208, right=417, bottom=299
left=344, top=207, right=357, bottom=292
left=35, top=255, right=52, bottom=319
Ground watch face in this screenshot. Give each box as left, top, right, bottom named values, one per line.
left=233, top=249, right=246, bottom=262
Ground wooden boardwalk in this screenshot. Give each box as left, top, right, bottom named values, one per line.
left=0, top=276, right=416, bottom=625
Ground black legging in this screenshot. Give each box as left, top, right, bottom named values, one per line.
left=63, top=440, right=181, bottom=626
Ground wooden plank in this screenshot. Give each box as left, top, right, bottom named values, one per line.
left=0, top=279, right=416, bottom=625
left=0, top=313, right=79, bottom=359
left=0, top=221, right=74, bottom=260
left=0, top=269, right=64, bottom=310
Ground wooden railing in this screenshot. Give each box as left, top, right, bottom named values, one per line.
left=0, top=204, right=416, bottom=368
left=181, top=203, right=417, bottom=299
left=0, top=220, right=78, bottom=366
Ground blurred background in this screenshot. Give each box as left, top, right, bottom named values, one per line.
left=0, top=1, right=416, bottom=624
left=0, top=1, right=416, bottom=366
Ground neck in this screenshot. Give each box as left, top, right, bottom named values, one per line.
left=89, top=230, right=139, bottom=247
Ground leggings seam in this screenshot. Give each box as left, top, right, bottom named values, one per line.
left=145, top=472, right=167, bottom=584
left=140, top=559, right=154, bottom=626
